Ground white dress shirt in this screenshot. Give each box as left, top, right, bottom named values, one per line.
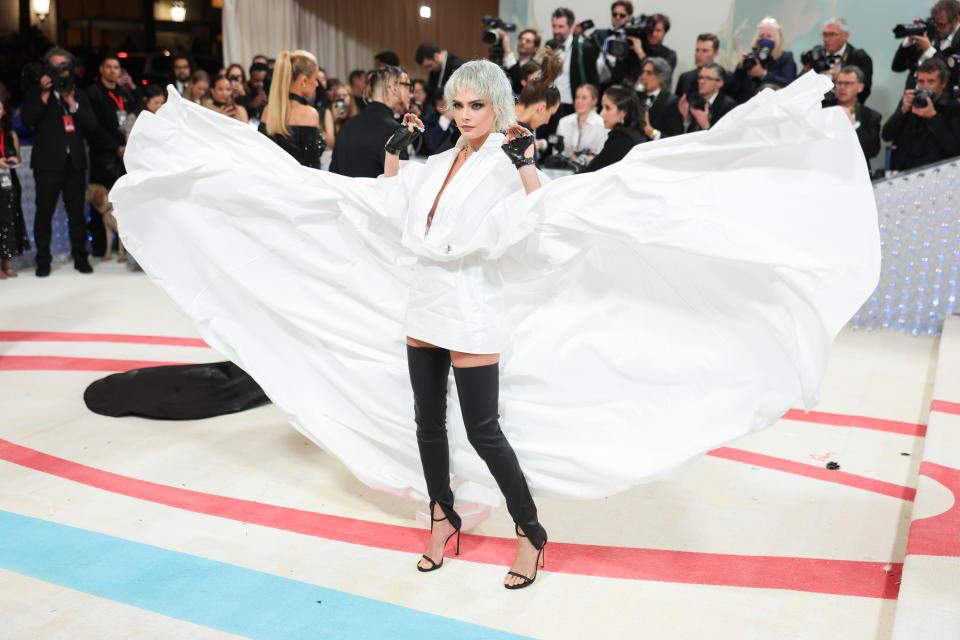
left=556, top=34, right=575, bottom=104
left=556, top=110, right=608, bottom=154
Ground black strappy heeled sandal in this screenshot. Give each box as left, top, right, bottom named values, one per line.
left=504, top=524, right=547, bottom=589
left=417, top=508, right=461, bottom=572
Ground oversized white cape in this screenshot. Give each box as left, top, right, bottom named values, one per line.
left=110, top=73, right=880, bottom=509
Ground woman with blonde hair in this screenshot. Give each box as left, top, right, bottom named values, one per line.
left=729, top=16, right=796, bottom=102
left=183, top=69, right=210, bottom=105
left=259, top=50, right=326, bottom=169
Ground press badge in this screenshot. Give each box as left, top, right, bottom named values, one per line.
left=0, top=170, right=12, bottom=190
left=62, top=114, right=76, bottom=132
left=116, top=110, right=126, bottom=127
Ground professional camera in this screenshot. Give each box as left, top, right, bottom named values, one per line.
left=913, top=87, right=935, bottom=108
left=821, top=89, right=838, bottom=107
left=606, top=14, right=652, bottom=58
left=542, top=134, right=569, bottom=169
left=742, top=44, right=773, bottom=72
left=46, top=60, right=76, bottom=94
left=801, top=45, right=840, bottom=73
left=893, top=17, right=937, bottom=39
left=482, top=15, right=516, bottom=45
left=687, top=92, right=708, bottom=111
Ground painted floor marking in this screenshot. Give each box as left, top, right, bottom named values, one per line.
left=0, top=438, right=902, bottom=598
left=0, top=330, right=209, bottom=347
left=782, top=409, right=926, bottom=437
left=0, top=509, right=529, bottom=640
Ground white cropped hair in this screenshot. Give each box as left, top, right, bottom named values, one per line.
left=443, top=59, right=516, bottom=132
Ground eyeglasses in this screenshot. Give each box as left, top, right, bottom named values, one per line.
left=697, top=75, right=720, bottom=82
left=835, top=80, right=857, bottom=87
left=227, top=75, right=242, bottom=82
left=396, top=81, right=412, bottom=88
left=612, top=12, right=628, bottom=18
left=821, top=32, right=842, bottom=37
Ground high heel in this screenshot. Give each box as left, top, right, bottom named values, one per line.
left=417, top=507, right=461, bottom=572
left=504, top=524, right=547, bottom=589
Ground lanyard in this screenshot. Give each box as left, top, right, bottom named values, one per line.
left=0, top=129, right=5, bottom=157
left=107, top=90, right=125, bottom=112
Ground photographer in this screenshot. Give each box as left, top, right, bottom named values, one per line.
left=882, top=58, right=960, bottom=171
left=729, top=17, right=796, bottom=104
left=811, top=19, right=873, bottom=103
left=634, top=57, right=682, bottom=139
left=831, top=65, right=881, bottom=162
left=678, top=62, right=736, bottom=133
left=330, top=66, right=411, bottom=177
left=675, top=33, right=726, bottom=99
left=21, top=47, right=113, bottom=276
left=502, top=28, right=541, bottom=95
left=416, top=43, right=465, bottom=93
left=591, top=1, right=640, bottom=89
left=892, top=0, right=960, bottom=90
left=629, top=13, right=677, bottom=72
left=86, top=55, right=133, bottom=256
left=549, top=7, right=599, bottom=123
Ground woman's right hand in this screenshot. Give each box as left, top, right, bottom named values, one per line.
left=401, top=113, right=425, bottom=131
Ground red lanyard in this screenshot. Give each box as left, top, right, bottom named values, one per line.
left=107, top=90, right=125, bottom=112
left=0, top=129, right=5, bottom=157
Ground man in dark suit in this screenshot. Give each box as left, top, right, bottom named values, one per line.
left=675, top=33, right=728, bottom=99
left=86, top=55, right=133, bottom=256
left=832, top=66, right=881, bottom=162
left=634, top=57, right=682, bottom=139
left=546, top=7, right=599, bottom=134
left=807, top=18, right=874, bottom=104
left=416, top=43, right=464, bottom=93
left=589, top=0, right=639, bottom=90
left=679, top=62, right=737, bottom=133
left=882, top=58, right=960, bottom=171
left=21, top=47, right=112, bottom=276
left=330, top=66, right=411, bottom=178
left=170, top=54, right=191, bottom=95
left=892, top=0, right=960, bottom=90
left=502, top=28, right=541, bottom=95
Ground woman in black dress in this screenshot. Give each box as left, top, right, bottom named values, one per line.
left=0, top=99, right=29, bottom=278
left=578, top=85, right=648, bottom=173
left=259, top=50, right=326, bottom=169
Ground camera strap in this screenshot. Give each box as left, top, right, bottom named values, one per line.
left=576, top=37, right=588, bottom=87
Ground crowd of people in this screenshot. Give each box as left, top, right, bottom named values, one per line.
left=4, top=0, right=960, bottom=278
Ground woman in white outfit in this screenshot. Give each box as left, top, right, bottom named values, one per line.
left=555, top=83, right=607, bottom=159
left=383, top=59, right=548, bottom=589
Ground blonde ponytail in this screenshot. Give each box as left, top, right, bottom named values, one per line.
left=266, top=49, right=318, bottom=137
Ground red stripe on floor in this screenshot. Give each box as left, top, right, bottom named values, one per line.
left=782, top=409, right=926, bottom=437
left=0, top=331, right=208, bottom=348
left=0, top=438, right=901, bottom=599
left=708, top=447, right=917, bottom=501
left=907, top=462, right=960, bottom=557
left=930, top=399, right=960, bottom=416
left=0, top=356, right=187, bottom=372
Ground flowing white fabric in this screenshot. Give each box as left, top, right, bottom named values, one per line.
left=110, top=73, right=880, bottom=509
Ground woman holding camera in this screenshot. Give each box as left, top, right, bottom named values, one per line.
left=730, top=16, right=797, bottom=103
left=578, top=84, right=647, bottom=172
left=327, top=81, right=357, bottom=134
left=259, top=50, right=326, bottom=169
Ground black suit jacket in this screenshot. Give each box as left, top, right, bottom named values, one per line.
left=848, top=103, right=881, bottom=161
left=675, top=67, right=730, bottom=98
left=579, top=125, right=647, bottom=173
left=428, top=53, right=465, bottom=92
left=643, top=43, right=677, bottom=71
left=838, top=44, right=873, bottom=103
left=893, top=30, right=960, bottom=89
left=20, top=85, right=110, bottom=172
left=646, top=91, right=683, bottom=137
left=329, top=102, right=406, bottom=178
left=882, top=94, right=960, bottom=171
left=86, top=82, right=134, bottom=185
left=687, top=92, right=737, bottom=133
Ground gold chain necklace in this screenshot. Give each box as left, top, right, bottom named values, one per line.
left=461, top=142, right=481, bottom=159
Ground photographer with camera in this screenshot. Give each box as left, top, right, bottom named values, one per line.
left=416, top=43, right=465, bottom=93
left=21, top=47, right=114, bottom=276
left=590, top=1, right=640, bottom=89
left=675, top=34, right=727, bottom=100
left=829, top=65, right=881, bottom=162
left=86, top=55, right=133, bottom=257
left=801, top=19, right=873, bottom=103
left=633, top=57, right=682, bottom=139
left=330, top=66, right=412, bottom=178
left=729, top=17, right=797, bottom=104
left=882, top=58, right=960, bottom=171
left=678, top=62, right=736, bottom=133
left=501, top=28, right=541, bottom=95
left=892, top=0, right=960, bottom=90
left=629, top=13, right=677, bottom=72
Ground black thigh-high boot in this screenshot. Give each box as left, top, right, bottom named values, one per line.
left=453, top=363, right=546, bottom=549
left=407, top=345, right=461, bottom=529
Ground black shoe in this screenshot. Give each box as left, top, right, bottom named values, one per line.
left=74, top=257, right=93, bottom=273
left=504, top=524, right=547, bottom=590
left=35, top=262, right=51, bottom=277
left=417, top=506, right=461, bottom=572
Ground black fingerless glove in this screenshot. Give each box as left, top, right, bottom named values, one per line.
left=385, top=125, right=423, bottom=156
left=501, top=134, right=536, bottom=168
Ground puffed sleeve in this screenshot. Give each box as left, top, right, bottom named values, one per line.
left=375, top=159, right=426, bottom=231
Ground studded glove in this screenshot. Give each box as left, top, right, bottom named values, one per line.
left=384, top=124, right=423, bottom=156
left=501, top=134, right=536, bottom=169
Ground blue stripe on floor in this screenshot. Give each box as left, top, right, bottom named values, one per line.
left=0, top=510, right=530, bottom=640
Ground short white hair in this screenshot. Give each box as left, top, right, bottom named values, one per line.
left=824, top=17, right=849, bottom=33
left=443, top=59, right=516, bottom=131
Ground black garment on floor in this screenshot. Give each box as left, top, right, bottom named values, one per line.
left=84, top=361, right=269, bottom=420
